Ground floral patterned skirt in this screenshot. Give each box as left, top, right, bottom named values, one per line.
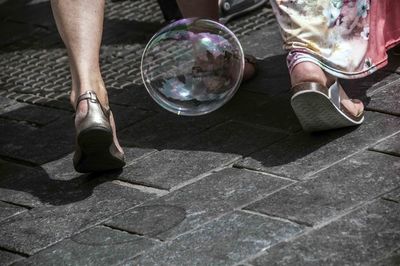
left=270, top=0, right=400, bottom=79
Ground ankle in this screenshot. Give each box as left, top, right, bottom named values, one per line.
left=70, top=81, right=108, bottom=110
left=290, top=62, right=333, bottom=87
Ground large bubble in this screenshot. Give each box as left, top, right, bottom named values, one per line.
left=141, top=18, right=244, bottom=116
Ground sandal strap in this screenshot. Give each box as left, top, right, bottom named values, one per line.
left=328, top=81, right=340, bottom=109
left=75, top=91, right=110, bottom=117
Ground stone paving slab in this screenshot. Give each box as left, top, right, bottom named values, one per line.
left=119, top=149, right=239, bottom=190
left=0, top=103, right=70, bottom=127
left=376, top=249, right=400, bottom=266
left=110, top=104, right=154, bottom=131
left=382, top=188, right=400, bottom=203
left=0, top=116, right=75, bottom=165
left=16, top=226, right=158, bottom=266
left=106, top=167, right=292, bottom=240
left=0, top=249, right=24, bottom=266
left=369, top=133, right=400, bottom=157
left=0, top=161, right=100, bottom=208
left=235, top=111, right=400, bottom=179
left=239, top=23, right=284, bottom=60
left=245, top=150, right=400, bottom=226
left=0, top=201, right=27, bottom=222
left=107, top=85, right=159, bottom=110
left=119, top=121, right=285, bottom=190
left=241, top=54, right=291, bottom=97
left=0, top=181, right=155, bottom=255
left=366, top=79, right=400, bottom=116
left=0, top=0, right=399, bottom=264
left=230, top=93, right=302, bottom=133
left=0, top=96, right=19, bottom=109
left=341, top=70, right=400, bottom=100
left=0, top=159, right=42, bottom=184
left=119, top=111, right=227, bottom=149
left=169, top=120, right=286, bottom=154
left=250, top=199, right=400, bottom=266
left=40, top=146, right=155, bottom=183
left=128, top=211, right=304, bottom=265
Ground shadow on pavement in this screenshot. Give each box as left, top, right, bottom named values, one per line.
left=0, top=0, right=398, bottom=206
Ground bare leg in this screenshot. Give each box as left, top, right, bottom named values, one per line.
left=51, top=0, right=123, bottom=153
left=290, top=62, right=364, bottom=116
left=176, top=0, right=219, bottom=20
left=176, top=0, right=256, bottom=80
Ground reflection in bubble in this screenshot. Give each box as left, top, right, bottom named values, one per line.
left=141, top=18, right=244, bottom=116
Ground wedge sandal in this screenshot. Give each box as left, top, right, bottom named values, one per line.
left=291, top=81, right=364, bottom=132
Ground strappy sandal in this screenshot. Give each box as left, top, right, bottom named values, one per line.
left=291, top=81, right=364, bottom=132
left=73, top=91, right=125, bottom=173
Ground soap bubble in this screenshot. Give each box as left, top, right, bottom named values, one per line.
left=141, top=18, right=244, bottom=116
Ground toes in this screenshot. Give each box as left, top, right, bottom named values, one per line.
left=341, top=99, right=364, bottom=117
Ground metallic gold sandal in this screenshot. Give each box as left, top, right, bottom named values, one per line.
left=291, top=81, right=364, bottom=132
left=73, top=91, right=125, bottom=173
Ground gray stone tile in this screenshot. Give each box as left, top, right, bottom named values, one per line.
left=367, top=80, right=400, bottom=116
left=0, top=249, right=24, bottom=266
left=0, top=119, right=37, bottom=161
left=375, top=249, right=400, bottom=266
left=109, top=104, right=153, bottom=131
left=120, top=121, right=285, bottom=190
left=40, top=147, right=155, bottom=182
left=119, top=111, right=226, bottom=149
left=17, top=226, right=157, bottom=266
left=0, top=96, right=18, bottom=109
left=41, top=153, right=84, bottom=182
left=121, top=146, right=157, bottom=165
left=382, top=188, right=400, bottom=203
left=215, top=90, right=271, bottom=117
left=119, top=149, right=239, bottom=190
left=0, top=201, right=26, bottom=222
left=251, top=199, right=400, bottom=266
left=241, top=24, right=285, bottom=60
left=0, top=181, right=155, bottom=255
left=171, top=121, right=286, bottom=154
left=0, top=103, right=71, bottom=127
left=341, top=70, right=400, bottom=100
left=129, top=211, right=304, bottom=265
left=0, top=160, right=42, bottom=183
left=0, top=116, right=75, bottom=165
left=245, top=151, right=400, bottom=226
left=108, top=85, right=159, bottom=111
left=106, top=168, right=292, bottom=240
left=241, top=54, right=291, bottom=97
left=0, top=160, right=92, bottom=208
left=236, top=111, right=400, bottom=179
left=231, top=94, right=302, bottom=133
left=370, top=133, right=400, bottom=157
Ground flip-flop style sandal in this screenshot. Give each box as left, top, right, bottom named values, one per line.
left=291, top=81, right=364, bottom=132
left=73, top=91, right=125, bottom=173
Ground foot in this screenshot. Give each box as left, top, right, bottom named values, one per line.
left=290, top=62, right=364, bottom=117
left=73, top=87, right=124, bottom=156
left=243, top=55, right=256, bottom=81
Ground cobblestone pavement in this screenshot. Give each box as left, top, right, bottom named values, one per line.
left=0, top=0, right=399, bottom=265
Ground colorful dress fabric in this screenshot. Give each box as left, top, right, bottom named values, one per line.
left=270, top=0, right=400, bottom=79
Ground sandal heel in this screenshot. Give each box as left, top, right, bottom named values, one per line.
left=73, top=91, right=125, bottom=173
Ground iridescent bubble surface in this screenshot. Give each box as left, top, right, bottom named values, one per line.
left=141, top=18, right=244, bottom=116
